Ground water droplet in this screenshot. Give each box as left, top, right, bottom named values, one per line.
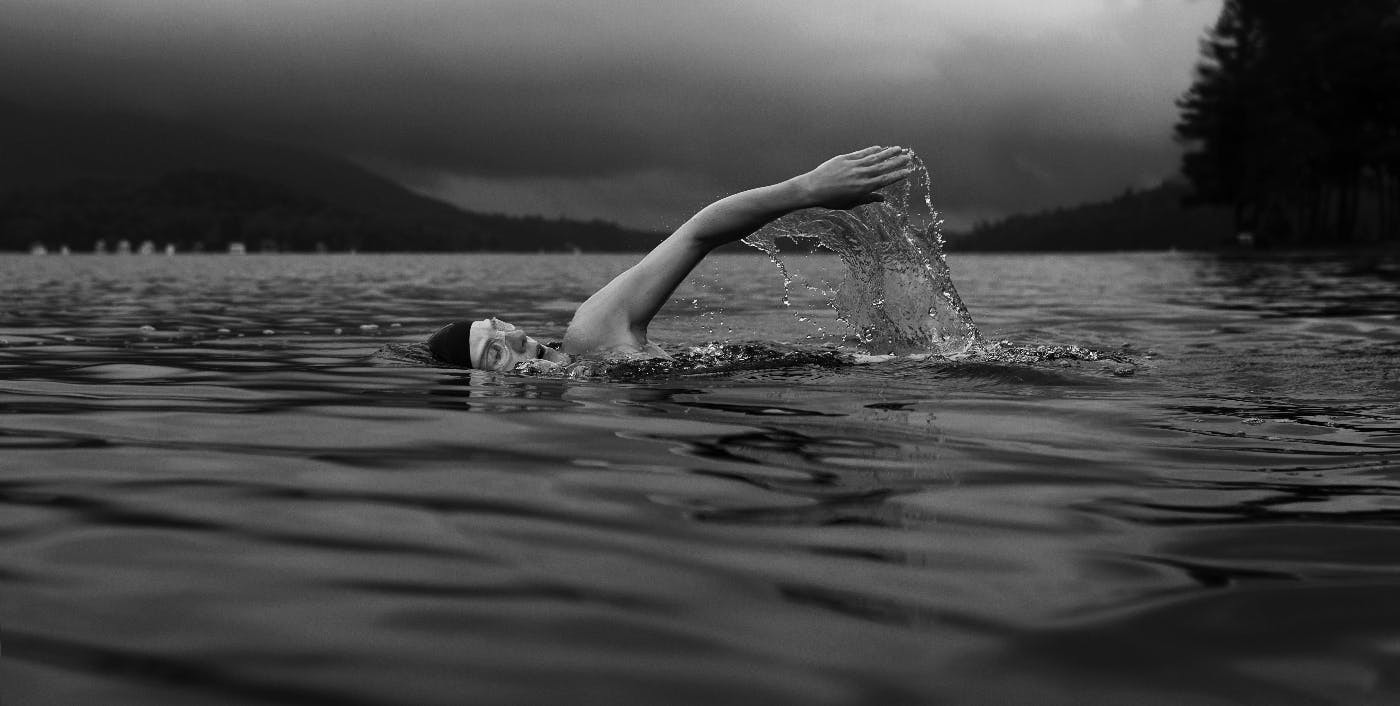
left=262, top=329, right=275, bottom=335
left=741, top=151, right=977, bottom=355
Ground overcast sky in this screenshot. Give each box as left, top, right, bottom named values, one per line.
left=1, top=0, right=1222, bottom=229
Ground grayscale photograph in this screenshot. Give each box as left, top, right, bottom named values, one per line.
left=1, top=1, right=1398, bottom=704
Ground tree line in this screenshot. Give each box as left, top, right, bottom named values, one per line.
left=1176, top=0, right=1400, bottom=245
left=0, top=170, right=663, bottom=253
left=949, top=181, right=1233, bottom=251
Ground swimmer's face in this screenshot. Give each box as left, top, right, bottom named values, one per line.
left=468, top=317, right=569, bottom=371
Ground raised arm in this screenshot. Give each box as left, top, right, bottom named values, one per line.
left=562, top=146, right=913, bottom=356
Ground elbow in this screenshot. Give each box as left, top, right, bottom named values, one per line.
left=667, top=222, right=724, bottom=255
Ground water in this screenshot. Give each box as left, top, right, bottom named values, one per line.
left=743, top=153, right=980, bottom=356
left=2, top=250, right=1399, bottom=705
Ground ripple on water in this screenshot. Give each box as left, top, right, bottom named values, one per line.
left=1, top=252, right=1399, bottom=705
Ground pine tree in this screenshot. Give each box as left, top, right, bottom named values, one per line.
left=1176, top=0, right=1400, bottom=244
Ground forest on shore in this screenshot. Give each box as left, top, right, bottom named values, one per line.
left=1175, top=0, right=1399, bottom=246
left=0, top=170, right=661, bottom=254
left=946, top=182, right=1233, bottom=252
left=957, top=0, right=1399, bottom=251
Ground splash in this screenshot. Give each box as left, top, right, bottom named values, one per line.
left=560, top=342, right=852, bottom=379
left=401, top=340, right=1142, bottom=382
left=385, top=336, right=1143, bottom=381
left=742, top=152, right=980, bottom=356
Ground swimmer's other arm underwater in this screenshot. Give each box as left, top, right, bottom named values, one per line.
left=428, top=146, right=915, bottom=371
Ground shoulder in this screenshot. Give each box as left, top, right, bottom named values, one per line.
left=562, top=323, right=668, bottom=361
left=563, top=299, right=642, bottom=356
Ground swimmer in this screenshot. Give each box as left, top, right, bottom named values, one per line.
left=427, top=146, right=915, bottom=371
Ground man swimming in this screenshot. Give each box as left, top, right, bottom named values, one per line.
left=427, top=146, right=915, bottom=371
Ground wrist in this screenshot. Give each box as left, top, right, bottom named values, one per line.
left=777, top=174, right=818, bottom=210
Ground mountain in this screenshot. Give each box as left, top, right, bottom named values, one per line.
left=0, top=101, right=663, bottom=252
left=946, top=181, right=1235, bottom=252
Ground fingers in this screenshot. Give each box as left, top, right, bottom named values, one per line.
left=823, top=145, right=918, bottom=209
left=856, top=146, right=906, bottom=165
left=845, top=145, right=885, bottom=159
left=881, top=152, right=913, bottom=170
left=872, top=166, right=914, bottom=190
left=856, top=151, right=912, bottom=182
left=842, top=145, right=914, bottom=169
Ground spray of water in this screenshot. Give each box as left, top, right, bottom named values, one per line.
left=742, top=152, right=980, bottom=356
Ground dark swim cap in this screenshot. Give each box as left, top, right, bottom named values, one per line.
left=427, top=321, right=476, bottom=367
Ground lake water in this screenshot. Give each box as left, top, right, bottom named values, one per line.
left=2, top=251, right=1398, bottom=705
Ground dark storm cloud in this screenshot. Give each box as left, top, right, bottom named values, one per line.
left=0, top=0, right=1220, bottom=227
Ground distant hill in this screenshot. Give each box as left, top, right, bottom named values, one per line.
left=946, top=181, right=1235, bottom=252
left=0, top=101, right=664, bottom=252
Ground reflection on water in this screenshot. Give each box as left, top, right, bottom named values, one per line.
left=1, top=251, right=1398, bottom=705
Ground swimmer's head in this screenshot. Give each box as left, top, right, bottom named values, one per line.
left=427, top=317, right=569, bottom=371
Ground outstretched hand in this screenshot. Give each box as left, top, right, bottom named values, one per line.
left=791, top=146, right=914, bottom=210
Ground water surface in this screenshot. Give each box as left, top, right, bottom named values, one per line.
left=2, top=251, right=1398, bottom=705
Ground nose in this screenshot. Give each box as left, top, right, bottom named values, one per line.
left=503, top=329, right=528, bottom=352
